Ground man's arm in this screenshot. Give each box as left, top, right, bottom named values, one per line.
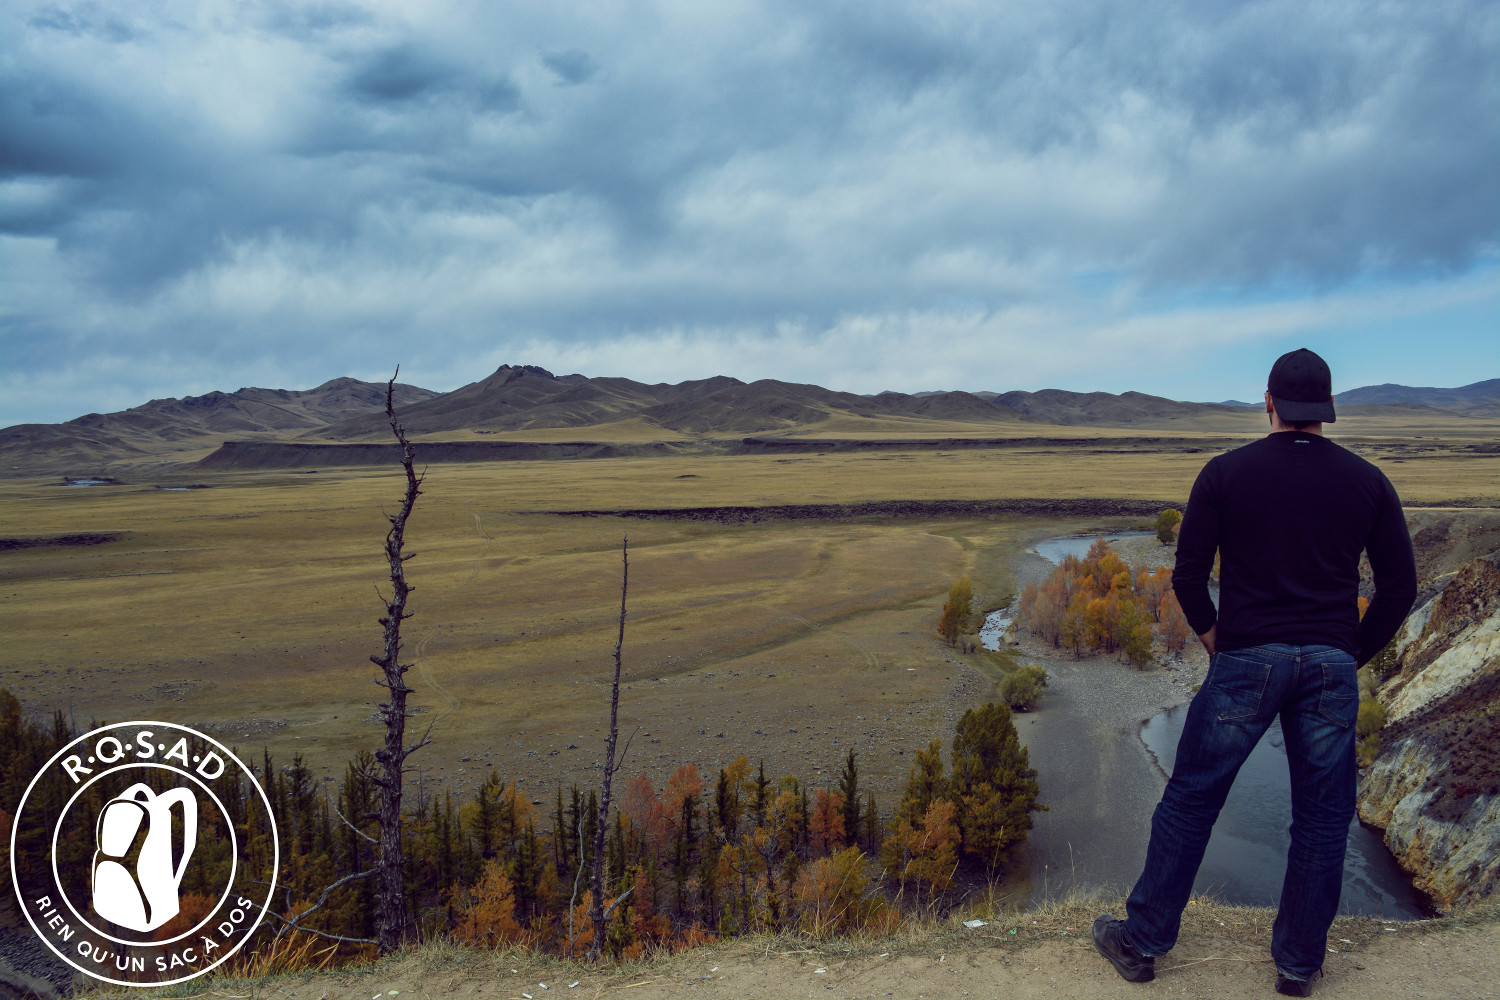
left=1358, top=476, right=1417, bottom=665
left=1172, top=461, right=1221, bottom=651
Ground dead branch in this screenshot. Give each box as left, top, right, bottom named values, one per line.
left=611, top=725, right=641, bottom=776
left=332, top=804, right=378, bottom=845
left=567, top=831, right=587, bottom=956
left=260, top=913, right=378, bottom=947
left=274, top=869, right=376, bottom=939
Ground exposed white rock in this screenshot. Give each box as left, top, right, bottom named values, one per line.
left=1384, top=612, right=1500, bottom=723
left=1357, top=551, right=1500, bottom=911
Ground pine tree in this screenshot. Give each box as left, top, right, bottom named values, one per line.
left=554, top=786, right=571, bottom=879
left=714, top=768, right=736, bottom=834
left=751, top=759, right=770, bottom=828
left=698, top=835, right=721, bottom=929
left=897, top=739, right=946, bottom=823
left=582, top=789, right=599, bottom=877
left=471, top=771, right=503, bottom=859
left=513, top=818, right=542, bottom=921
left=837, top=748, right=862, bottom=850
left=949, top=702, right=1041, bottom=874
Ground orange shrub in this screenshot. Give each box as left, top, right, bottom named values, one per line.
left=453, top=858, right=525, bottom=948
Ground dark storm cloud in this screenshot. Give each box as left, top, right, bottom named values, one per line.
left=542, top=49, right=597, bottom=86
left=26, top=4, right=139, bottom=42
left=1, top=0, right=1496, bottom=425
left=348, top=45, right=454, bottom=103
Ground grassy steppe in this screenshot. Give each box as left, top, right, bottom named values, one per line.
left=3, top=420, right=1497, bottom=804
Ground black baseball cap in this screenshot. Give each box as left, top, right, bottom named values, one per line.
left=1268, top=348, right=1336, bottom=423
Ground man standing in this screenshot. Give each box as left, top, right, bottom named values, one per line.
left=1092, top=349, right=1417, bottom=996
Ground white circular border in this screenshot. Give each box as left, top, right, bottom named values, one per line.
left=53, top=762, right=238, bottom=947
left=9, top=721, right=281, bottom=988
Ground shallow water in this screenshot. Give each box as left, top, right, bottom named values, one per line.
left=1140, top=703, right=1431, bottom=918
left=979, top=601, right=1014, bottom=651
left=1033, top=531, right=1154, bottom=565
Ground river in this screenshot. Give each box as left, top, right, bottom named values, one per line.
left=997, top=532, right=1428, bottom=918
left=1140, top=706, right=1429, bottom=917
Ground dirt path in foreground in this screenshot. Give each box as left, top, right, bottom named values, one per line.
left=125, top=911, right=1496, bottom=1000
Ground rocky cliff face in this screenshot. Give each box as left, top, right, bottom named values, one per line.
left=1358, top=552, right=1500, bottom=911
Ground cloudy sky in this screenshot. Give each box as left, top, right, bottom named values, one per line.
left=2, top=1, right=1497, bottom=427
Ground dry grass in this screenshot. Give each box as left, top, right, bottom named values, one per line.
left=2, top=423, right=1495, bottom=802
left=0, top=455, right=1112, bottom=799
left=75, top=894, right=1500, bottom=1000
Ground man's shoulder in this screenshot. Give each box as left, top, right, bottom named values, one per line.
left=1307, top=434, right=1390, bottom=480
left=1217, top=434, right=1394, bottom=489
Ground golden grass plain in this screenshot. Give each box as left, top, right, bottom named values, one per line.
left=3, top=418, right=1497, bottom=807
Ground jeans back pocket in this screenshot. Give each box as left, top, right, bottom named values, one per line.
left=1207, top=650, right=1274, bottom=721
left=1316, top=652, right=1359, bottom=728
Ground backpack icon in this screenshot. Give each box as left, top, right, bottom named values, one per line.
left=91, top=783, right=198, bottom=933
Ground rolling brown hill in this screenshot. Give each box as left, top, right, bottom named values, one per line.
left=0, top=377, right=438, bottom=476
left=317, top=367, right=1030, bottom=438
left=3, top=364, right=1495, bottom=477
left=639, top=379, right=1024, bottom=433
left=992, top=388, right=1248, bottom=425
left=1338, top=378, right=1500, bottom=416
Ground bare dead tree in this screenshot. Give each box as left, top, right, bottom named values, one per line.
left=370, top=368, right=430, bottom=954
left=588, top=534, right=635, bottom=960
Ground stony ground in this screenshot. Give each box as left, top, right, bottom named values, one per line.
left=69, top=901, right=1500, bottom=1000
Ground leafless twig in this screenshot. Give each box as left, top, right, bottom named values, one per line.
left=333, top=804, right=377, bottom=844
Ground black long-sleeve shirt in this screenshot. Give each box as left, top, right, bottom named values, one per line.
left=1172, top=431, right=1417, bottom=665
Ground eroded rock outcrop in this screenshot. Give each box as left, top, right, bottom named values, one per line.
left=1357, top=552, right=1500, bottom=910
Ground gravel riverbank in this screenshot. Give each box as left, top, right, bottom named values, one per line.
left=1003, top=545, right=1210, bottom=902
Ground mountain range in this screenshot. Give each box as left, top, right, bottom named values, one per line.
left=1335, top=379, right=1500, bottom=415
left=3, top=366, right=1496, bottom=477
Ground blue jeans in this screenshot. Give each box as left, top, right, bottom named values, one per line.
left=1122, top=644, right=1359, bottom=980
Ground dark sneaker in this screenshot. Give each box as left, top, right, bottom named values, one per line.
left=1092, top=915, right=1154, bottom=983
left=1275, top=969, right=1322, bottom=996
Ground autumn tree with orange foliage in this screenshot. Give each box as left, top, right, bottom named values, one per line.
left=1160, top=592, right=1193, bottom=655
left=453, top=858, right=526, bottom=948
left=881, top=798, right=961, bottom=899
left=1136, top=566, right=1174, bottom=621
left=938, top=577, right=974, bottom=646
left=1018, top=536, right=1165, bottom=665
left=809, top=789, right=847, bottom=855
left=794, top=846, right=895, bottom=937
